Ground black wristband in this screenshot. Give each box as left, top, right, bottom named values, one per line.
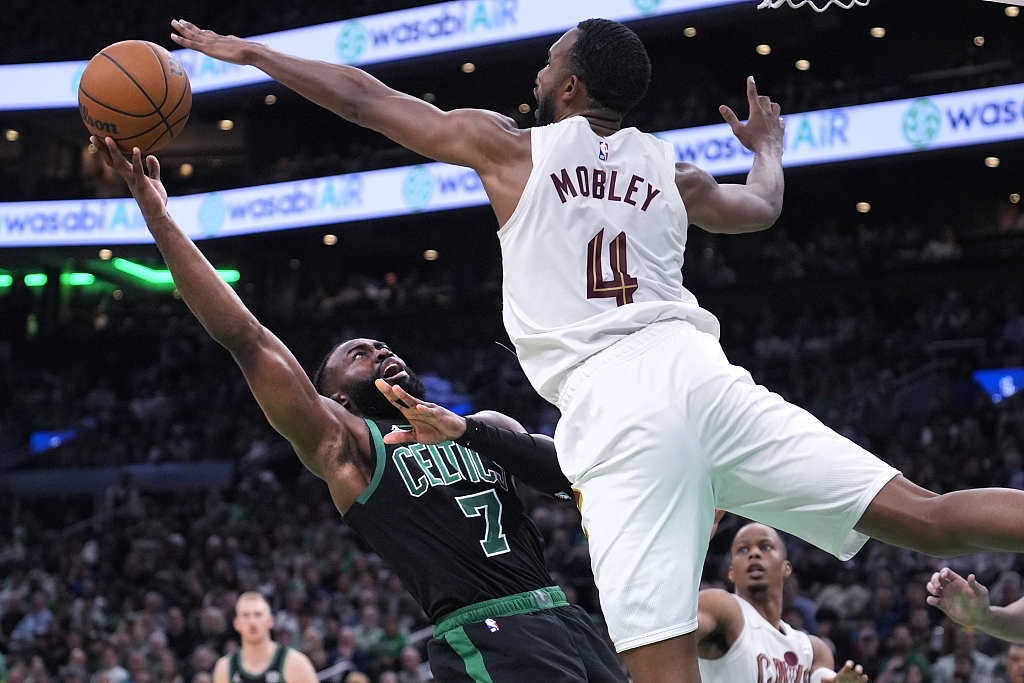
left=454, top=417, right=485, bottom=448
left=450, top=417, right=572, bottom=498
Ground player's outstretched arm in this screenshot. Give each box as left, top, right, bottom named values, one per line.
left=695, top=589, right=744, bottom=650
left=927, top=568, right=1024, bottom=643
left=810, top=636, right=867, bottom=683
left=170, top=19, right=524, bottom=172
left=375, top=380, right=573, bottom=497
left=678, top=76, right=784, bottom=234
left=92, top=137, right=351, bottom=478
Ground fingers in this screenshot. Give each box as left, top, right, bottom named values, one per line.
left=719, top=104, right=740, bottom=129
left=746, top=75, right=758, bottom=103
left=382, top=430, right=416, bottom=445
left=95, top=136, right=132, bottom=176
left=771, top=102, right=781, bottom=116
left=374, top=378, right=410, bottom=409
left=147, top=154, right=161, bottom=181
left=968, top=574, right=988, bottom=597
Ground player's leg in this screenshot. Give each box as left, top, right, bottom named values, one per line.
left=854, top=475, right=1024, bottom=557
left=619, top=633, right=702, bottom=683
left=555, top=320, right=717, bottom=683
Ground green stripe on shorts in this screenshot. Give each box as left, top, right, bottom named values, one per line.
left=444, top=626, right=495, bottom=683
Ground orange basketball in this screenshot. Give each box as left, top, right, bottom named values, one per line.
left=78, top=40, right=192, bottom=153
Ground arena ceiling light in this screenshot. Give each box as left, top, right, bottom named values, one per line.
left=112, top=258, right=239, bottom=284
left=871, top=27, right=886, bottom=38
left=0, top=274, right=12, bottom=287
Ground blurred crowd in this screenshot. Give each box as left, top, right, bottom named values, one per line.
left=2, top=204, right=1024, bottom=683
left=2, top=3, right=1024, bottom=681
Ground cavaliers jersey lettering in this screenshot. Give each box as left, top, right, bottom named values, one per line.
left=498, top=116, right=721, bottom=405
left=228, top=644, right=287, bottom=683
left=548, top=166, right=662, bottom=210
left=698, top=595, right=814, bottom=683
left=343, top=419, right=552, bottom=622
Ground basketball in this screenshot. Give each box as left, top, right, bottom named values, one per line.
left=78, top=40, right=192, bottom=153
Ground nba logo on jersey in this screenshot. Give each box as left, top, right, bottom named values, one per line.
left=485, top=618, right=499, bottom=632
left=266, top=673, right=281, bottom=683
left=598, top=140, right=609, bottom=161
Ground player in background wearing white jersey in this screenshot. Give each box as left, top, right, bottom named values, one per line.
left=697, top=524, right=865, bottom=683
left=171, top=16, right=1024, bottom=683
left=926, top=568, right=1024, bottom=644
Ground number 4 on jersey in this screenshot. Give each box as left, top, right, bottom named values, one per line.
left=587, top=228, right=638, bottom=306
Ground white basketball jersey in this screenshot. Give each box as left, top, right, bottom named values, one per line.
left=698, top=595, right=815, bottom=683
left=498, top=116, right=720, bottom=405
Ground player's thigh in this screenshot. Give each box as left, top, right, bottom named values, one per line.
left=428, top=609, right=605, bottom=683
left=556, top=329, right=717, bottom=652
left=694, top=355, right=898, bottom=559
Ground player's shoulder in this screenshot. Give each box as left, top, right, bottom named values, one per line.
left=282, top=647, right=318, bottom=682
left=212, top=655, right=230, bottom=683
left=699, top=589, right=744, bottom=618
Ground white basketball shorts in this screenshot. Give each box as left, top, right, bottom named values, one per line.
left=554, top=319, right=899, bottom=652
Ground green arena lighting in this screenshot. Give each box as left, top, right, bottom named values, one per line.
left=24, top=273, right=47, bottom=286
left=61, top=273, right=96, bottom=286
left=0, top=274, right=12, bottom=287
left=112, top=258, right=239, bottom=284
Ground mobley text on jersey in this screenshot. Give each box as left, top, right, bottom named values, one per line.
left=549, top=166, right=662, bottom=210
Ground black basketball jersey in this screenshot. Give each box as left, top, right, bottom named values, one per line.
left=343, top=418, right=554, bottom=623
left=228, top=644, right=288, bottom=683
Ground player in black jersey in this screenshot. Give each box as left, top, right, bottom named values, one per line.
left=214, top=593, right=317, bottom=683
left=91, top=135, right=627, bottom=683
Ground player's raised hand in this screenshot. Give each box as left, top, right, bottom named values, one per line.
left=824, top=661, right=868, bottom=683
left=926, top=568, right=992, bottom=629
left=91, top=136, right=167, bottom=221
left=171, top=19, right=255, bottom=65
left=719, top=76, right=785, bottom=155
left=375, top=379, right=468, bottom=445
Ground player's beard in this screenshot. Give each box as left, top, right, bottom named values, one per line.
left=535, top=89, right=557, bottom=126
left=347, top=369, right=427, bottom=421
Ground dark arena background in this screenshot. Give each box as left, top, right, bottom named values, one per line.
left=1, top=0, right=1024, bottom=681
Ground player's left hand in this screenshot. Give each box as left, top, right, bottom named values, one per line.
left=375, top=379, right=467, bottom=445
left=171, top=19, right=256, bottom=65
left=926, top=568, right=992, bottom=630
left=91, top=136, right=168, bottom=222
left=719, top=76, right=785, bottom=156
left=824, top=661, right=868, bottom=683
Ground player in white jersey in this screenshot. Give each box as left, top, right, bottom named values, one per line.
left=697, top=524, right=865, bottom=683
left=172, top=15, right=1024, bottom=683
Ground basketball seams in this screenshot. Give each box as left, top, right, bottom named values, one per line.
left=79, top=88, right=165, bottom=119
left=78, top=40, right=191, bottom=153
left=98, top=51, right=175, bottom=141
left=141, top=42, right=171, bottom=109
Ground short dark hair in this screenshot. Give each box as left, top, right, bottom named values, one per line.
left=312, top=341, right=346, bottom=396
left=569, top=19, right=651, bottom=116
